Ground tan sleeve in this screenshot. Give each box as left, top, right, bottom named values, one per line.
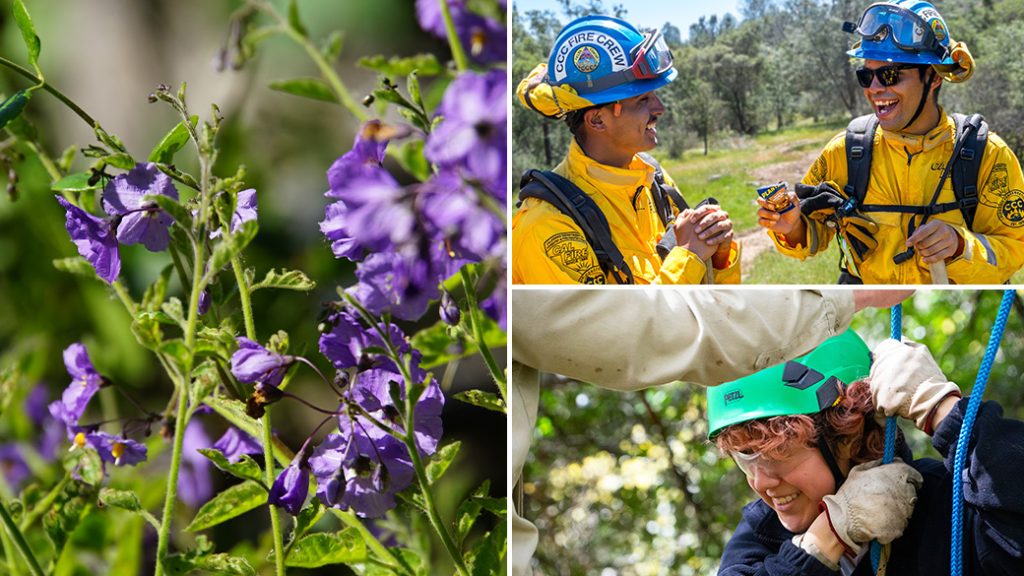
left=510, top=289, right=856, bottom=390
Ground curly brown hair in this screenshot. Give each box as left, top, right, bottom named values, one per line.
left=714, top=380, right=885, bottom=466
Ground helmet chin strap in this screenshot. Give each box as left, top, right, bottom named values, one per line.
left=900, top=67, right=936, bottom=131
left=816, top=435, right=847, bottom=490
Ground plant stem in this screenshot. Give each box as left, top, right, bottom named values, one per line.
left=0, top=501, right=44, bottom=576
left=330, top=509, right=408, bottom=574
left=401, top=387, right=468, bottom=576
left=23, top=141, right=61, bottom=181
left=439, top=0, right=470, bottom=72
left=0, top=527, right=20, bottom=576
left=233, top=257, right=287, bottom=576
left=18, top=474, right=70, bottom=532
left=0, top=56, right=97, bottom=128
left=458, top=268, right=506, bottom=402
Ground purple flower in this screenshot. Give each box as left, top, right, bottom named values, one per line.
left=309, top=427, right=414, bottom=518
left=412, top=379, right=445, bottom=456
left=26, top=384, right=63, bottom=460
left=210, top=189, right=259, bottom=239
left=55, top=196, right=120, bottom=283
left=102, top=163, right=179, bottom=252
left=322, top=122, right=415, bottom=256
left=425, top=70, right=507, bottom=197
left=211, top=427, right=262, bottom=463
left=197, top=289, right=211, bottom=315
left=74, top=431, right=147, bottom=467
left=49, top=343, right=104, bottom=426
left=481, top=263, right=506, bottom=331
left=421, top=171, right=504, bottom=261
left=318, top=310, right=370, bottom=369
left=269, top=457, right=309, bottom=515
left=0, top=445, right=30, bottom=490
left=415, top=0, right=506, bottom=64
left=230, top=337, right=293, bottom=386
left=345, top=359, right=440, bottom=457
left=439, top=290, right=461, bottom=327
left=349, top=248, right=443, bottom=322
left=180, top=421, right=213, bottom=507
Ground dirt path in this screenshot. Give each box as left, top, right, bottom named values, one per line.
left=737, top=148, right=821, bottom=275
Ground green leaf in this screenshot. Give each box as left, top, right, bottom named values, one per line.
left=12, top=0, right=40, bottom=73
left=6, top=110, right=37, bottom=141
left=0, top=365, right=16, bottom=419
left=186, top=480, right=267, bottom=532
left=53, top=256, right=100, bottom=280
left=0, top=90, right=30, bottom=131
left=195, top=326, right=237, bottom=361
left=161, top=297, right=186, bottom=329
left=411, top=319, right=506, bottom=370
left=148, top=193, right=194, bottom=231
left=394, top=140, right=431, bottom=182
left=141, top=264, right=173, bottom=313
left=131, top=312, right=164, bottom=351
left=159, top=339, right=190, bottom=375
left=206, top=219, right=258, bottom=283
left=362, top=548, right=426, bottom=576
left=468, top=524, right=506, bottom=576
left=456, top=480, right=491, bottom=545
left=407, top=71, right=425, bottom=114
left=269, top=78, right=337, bottom=103
left=51, top=172, right=97, bottom=193
left=44, top=479, right=98, bottom=556
left=189, top=360, right=221, bottom=408
left=291, top=498, right=325, bottom=543
left=104, top=152, right=136, bottom=170
left=148, top=115, right=197, bottom=164
left=198, top=449, right=266, bottom=487
left=358, top=54, right=444, bottom=77
left=426, top=441, right=461, bottom=483
left=453, top=389, right=506, bottom=413
left=165, top=553, right=255, bottom=576
left=279, top=530, right=366, bottom=568
left=321, top=31, right=343, bottom=61
left=287, top=0, right=308, bottom=37
left=250, top=268, right=317, bottom=293
left=98, top=488, right=143, bottom=512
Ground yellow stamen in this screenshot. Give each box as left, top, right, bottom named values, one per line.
left=73, top=432, right=87, bottom=450
left=471, top=30, right=486, bottom=57
left=112, top=442, right=125, bottom=465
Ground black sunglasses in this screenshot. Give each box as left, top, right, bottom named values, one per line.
left=855, top=64, right=920, bottom=88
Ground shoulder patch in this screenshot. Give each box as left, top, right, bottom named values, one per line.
left=980, top=162, right=1009, bottom=208
left=998, top=190, right=1024, bottom=228
left=542, top=231, right=605, bottom=282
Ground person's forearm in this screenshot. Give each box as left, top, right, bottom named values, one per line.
left=799, top=513, right=845, bottom=570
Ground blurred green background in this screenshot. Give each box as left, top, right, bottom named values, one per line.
left=0, top=1, right=504, bottom=573
left=522, top=290, right=1024, bottom=575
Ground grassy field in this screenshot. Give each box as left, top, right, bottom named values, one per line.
left=655, top=121, right=1024, bottom=285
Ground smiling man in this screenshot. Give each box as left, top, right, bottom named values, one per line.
left=512, top=15, right=739, bottom=284
left=758, top=0, right=1024, bottom=284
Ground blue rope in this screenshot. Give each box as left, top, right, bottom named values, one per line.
left=950, top=290, right=1015, bottom=576
left=871, top=304, right=902, bottom=573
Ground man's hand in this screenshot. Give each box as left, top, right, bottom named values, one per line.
left=869, top=339, right=961, bottom=433
left=821, top=459, right=923, bottom=555
left=757, top=190, right=804, bottom=236
left=674, top=205, right=730, bottom=261
left=907, top=221, right=963, bottom=264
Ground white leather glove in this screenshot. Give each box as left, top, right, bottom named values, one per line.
left=869, top=339, right=961, bottom=433
left=821, top=459, right=923, bottom=555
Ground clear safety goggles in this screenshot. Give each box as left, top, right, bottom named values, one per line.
left=729, top=447, right=815, bottom=480
left=628, top=30, right=674, bottom=80
left=850, top=3, right=947, bottom=57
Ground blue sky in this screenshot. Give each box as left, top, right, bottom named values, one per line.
left=511, top=0, right=744, bottom=37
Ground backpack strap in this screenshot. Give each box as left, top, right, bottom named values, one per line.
left=950, top=113, right=987, bottom=230
left=518, top=170, right=635, bottom=284
left=638, top=152, right=688, bottom=226
left=844, top=114, right=879, bottom=205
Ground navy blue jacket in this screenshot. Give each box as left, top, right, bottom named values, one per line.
left=719, top=399, right=1024, bottom=575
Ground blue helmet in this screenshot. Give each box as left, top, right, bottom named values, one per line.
left=846, top=1, right=955, bottom=65
left=546, top=15, right=677, bottom=106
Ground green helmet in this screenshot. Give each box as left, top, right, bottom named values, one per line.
left=707, top=330, right=871, bottom=438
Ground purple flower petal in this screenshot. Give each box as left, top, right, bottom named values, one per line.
left=86, top=432, right=148, bottom=466
left=230, top=337, right=293, bottom=386
left=56, top=196, right=120, bottom=283
left=102, top=163, right=178, bottom=252
left=212, top=427, right=262, bottom=463
left=269, top=458, right=309, bottom=515
left=180, top=421, right=213, bottom=507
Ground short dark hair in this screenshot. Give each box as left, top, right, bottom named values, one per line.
left=564, top=106, right=598, bottom=143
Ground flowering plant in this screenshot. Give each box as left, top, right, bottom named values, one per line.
left=0, top=1, right=506, bottom=574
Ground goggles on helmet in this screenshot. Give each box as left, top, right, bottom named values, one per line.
left=568, top=29, right=674, bottom=94
left=847, top=2, right=949, bottom=59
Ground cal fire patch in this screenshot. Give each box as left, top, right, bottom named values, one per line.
left=543, top=232, right=605, bottom=283
left=981, top=163, right=1009, bottom=208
